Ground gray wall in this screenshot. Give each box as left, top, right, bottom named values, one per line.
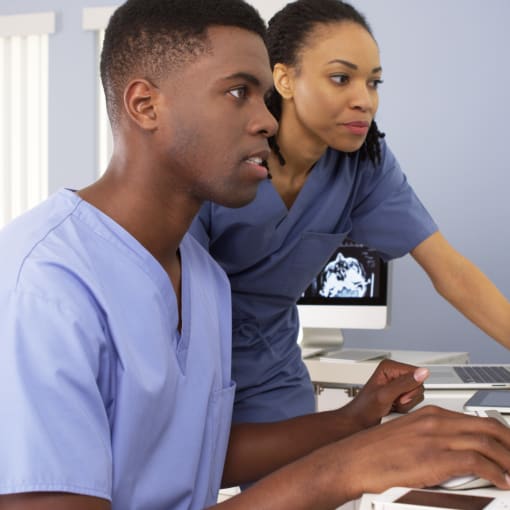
left=2, top=0, right=509, bottom=362
left=346, top=0, right=510, bottom=362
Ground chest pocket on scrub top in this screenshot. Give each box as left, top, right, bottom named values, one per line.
left=284, top=231, right=348, bottom=297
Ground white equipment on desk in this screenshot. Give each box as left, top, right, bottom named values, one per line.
left=371, top=486, right=510, bottom=510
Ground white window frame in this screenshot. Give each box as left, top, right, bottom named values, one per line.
left=83, top=6, right=117, bottom=176
left=0, top=12, right=55, bottom=227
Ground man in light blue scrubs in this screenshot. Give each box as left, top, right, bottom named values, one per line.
left=0, top=0, right=276, bottom=508
left=3, top=0, right=510, bottom=508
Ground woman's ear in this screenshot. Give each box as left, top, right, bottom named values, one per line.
left=273, top=63, right=294, bottom=100
left=123, top=79, right=159, bottom=130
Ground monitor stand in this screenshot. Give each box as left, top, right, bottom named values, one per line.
left=300, top=327, right=344, bottom=350
left=299, top=328, right=391, bottom=362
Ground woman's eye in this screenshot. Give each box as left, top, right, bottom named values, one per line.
left=330, top=74, right=349, bottom=85
left=369, top=79, right=384, bottom=90
left=229, top=86, right=247, bottom=99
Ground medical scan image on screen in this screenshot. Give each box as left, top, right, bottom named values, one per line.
left=301, top=240, right=383, bottom=301
left=297, top=240, right=389, bottom=347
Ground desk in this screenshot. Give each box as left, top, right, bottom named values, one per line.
left=359, top=485, right=508, bottom=510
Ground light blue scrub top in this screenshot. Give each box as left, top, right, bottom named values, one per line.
left=0, top=190, right=235, bottom=510
left=190, top=140, right=438, bottom=423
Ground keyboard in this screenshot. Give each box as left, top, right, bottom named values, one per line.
left=454, top=366, right=510, bottom=384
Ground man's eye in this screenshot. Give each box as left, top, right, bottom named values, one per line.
left=330, top=74, right=349, bottom=85
left=229, top=86, right=247, bottom=99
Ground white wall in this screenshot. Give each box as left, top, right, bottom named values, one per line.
left=2, top=0, right=509, bottom=362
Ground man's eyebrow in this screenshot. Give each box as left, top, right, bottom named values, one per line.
left=223, top=72, right=261, bottom=87
left=223, top=71, right=274, bottom=97
left=327, top=59, right=382, bottom=74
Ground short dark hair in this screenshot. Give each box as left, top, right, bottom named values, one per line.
left=266, top=0, right=385, bottom=165
left=100, top=0, right=266, bottom=127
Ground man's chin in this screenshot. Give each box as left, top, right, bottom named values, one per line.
left=218, top=195, right=257, bottom=209
left=211, top=187, right=259, bottom=209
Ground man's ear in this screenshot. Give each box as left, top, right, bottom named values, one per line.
left=273, top=63, right=294, bottom=100
left=123, top=79, right=159, bottom=130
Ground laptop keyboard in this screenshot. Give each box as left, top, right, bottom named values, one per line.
left=454, top=366, right=510, bottom=383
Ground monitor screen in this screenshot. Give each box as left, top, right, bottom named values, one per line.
left=297, top=239, right=390, bottom=348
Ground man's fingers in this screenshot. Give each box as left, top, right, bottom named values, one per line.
left=363, top=407, right=510, bottom=491
left=433, top=441, right=510, bottom=490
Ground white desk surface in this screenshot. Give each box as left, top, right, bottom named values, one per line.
left=358, top=486, right=509, bottom=510
left=304, top=349, right=470, bottom=387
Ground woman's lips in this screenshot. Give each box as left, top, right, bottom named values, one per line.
left=342, top=121, right=370, bottom=136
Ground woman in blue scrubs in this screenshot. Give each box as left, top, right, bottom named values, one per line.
left=190, top=0, right=510, bottom=425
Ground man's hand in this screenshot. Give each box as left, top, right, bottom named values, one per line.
left=223, top=360, right=429, bottom=487
left=334, top=405, right=510, bottom=499
left=344, top=359, right=429, bottom=428
left=227, top=406, right=510, bottom=509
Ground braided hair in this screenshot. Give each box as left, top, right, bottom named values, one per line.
left=266, top=0, right=385, bottom=165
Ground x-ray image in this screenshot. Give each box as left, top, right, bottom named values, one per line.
left=301, top=241, right=383, bottom=300
left=318, top=251, right=372, bottom=297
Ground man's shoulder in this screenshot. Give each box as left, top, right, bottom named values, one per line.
left=0, top=191, right=94, bottom=297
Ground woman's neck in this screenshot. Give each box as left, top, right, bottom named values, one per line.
left=274, top=107, right=328, bottom=178
left=267, top=103, right=330, bottom=209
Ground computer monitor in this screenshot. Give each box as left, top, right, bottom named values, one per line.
left=297, top=239, right=391, bottom=349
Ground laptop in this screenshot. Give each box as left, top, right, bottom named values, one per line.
left=423, top=364, right=510, bottom=390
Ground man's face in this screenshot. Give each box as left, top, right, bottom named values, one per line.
left=155, top=26, right=277, bottom=208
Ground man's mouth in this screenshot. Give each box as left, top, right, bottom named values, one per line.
left=245, top=156, right=264, bottom=165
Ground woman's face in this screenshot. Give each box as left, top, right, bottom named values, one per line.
left=282, top=21, right=382, bottom=153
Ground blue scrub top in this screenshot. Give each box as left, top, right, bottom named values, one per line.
left=190, top=140, right=438, bottom=422
left=0, top=190, right=234, bottom=510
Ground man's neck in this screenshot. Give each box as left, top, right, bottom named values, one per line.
left=77, top=170, right=198, bottom=277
